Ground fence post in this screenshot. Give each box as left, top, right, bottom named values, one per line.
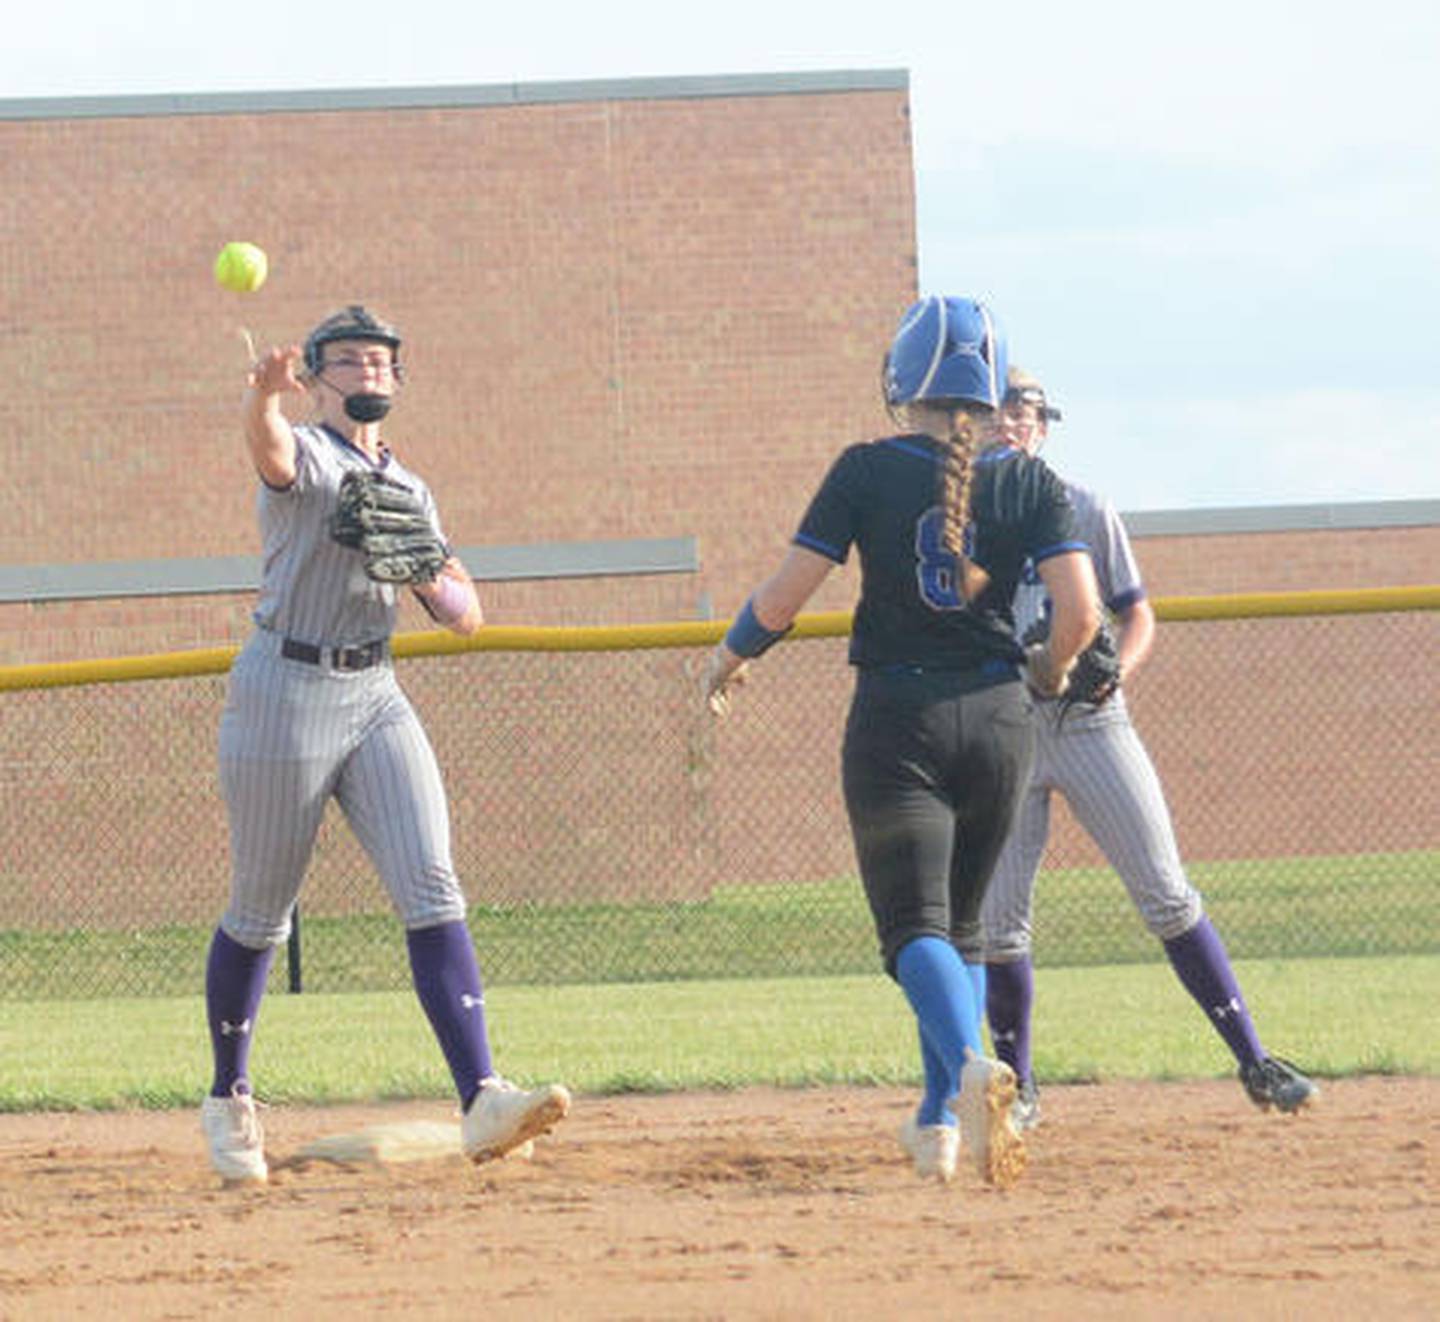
left=287, top=905, right=303, bottom=993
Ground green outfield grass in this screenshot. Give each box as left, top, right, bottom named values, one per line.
left=1, top=849, right=1435, bottom=999
left=0, top=954, right=1434, bottom=1113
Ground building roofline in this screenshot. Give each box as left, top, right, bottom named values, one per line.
left=0, top=68, right=909, bottom=122
left=1122, top=499, right=1439, bottom=537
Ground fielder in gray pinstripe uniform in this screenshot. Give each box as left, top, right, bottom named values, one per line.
left=964, top=368, right=1316, bottom=1128
left=200, top=306, right=569, bottom=1184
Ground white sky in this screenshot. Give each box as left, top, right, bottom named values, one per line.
left=5, top=0, right=1438, bottom=511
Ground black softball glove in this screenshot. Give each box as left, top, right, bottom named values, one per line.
left=330, top=469, right=448, bottom=584
left=1022, top=614, right=1122, bottom=718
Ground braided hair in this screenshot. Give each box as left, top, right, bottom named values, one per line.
left=893, top=399, right=992, bottom=603
left=939, top=405, right=991, bottom=601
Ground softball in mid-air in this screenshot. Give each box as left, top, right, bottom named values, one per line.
left=214, top=241, right=269, bottom=293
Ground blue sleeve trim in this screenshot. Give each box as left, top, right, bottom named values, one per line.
left=1031, top=539, right=1090, bottom=565
left=1109, top=586, right=1146, bottom=613
left=880, top=437, right=938, bottom=464
left=793, top=531, right=846, bottom=563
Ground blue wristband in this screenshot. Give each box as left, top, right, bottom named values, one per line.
left=724, top=597, right=792, bottom=659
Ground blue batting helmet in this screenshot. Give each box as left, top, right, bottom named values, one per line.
left=883, top=296, right=1006, bottom=410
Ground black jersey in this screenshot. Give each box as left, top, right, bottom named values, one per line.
left=795, top=435, right=1083, bottom=671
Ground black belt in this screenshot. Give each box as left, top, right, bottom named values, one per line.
left=281, top=637, right=387, bottom=671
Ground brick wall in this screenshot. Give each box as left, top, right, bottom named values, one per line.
left=3, top=81, right=1432, bottom=664
left=0, top=78, right=916, bottom=664
left=1133, top=524, right=1439, bottom=597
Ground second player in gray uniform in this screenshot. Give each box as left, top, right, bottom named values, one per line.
left=200, top=305, right=570, bottom=1183
left=966, top=368, right=1316, bottom=1126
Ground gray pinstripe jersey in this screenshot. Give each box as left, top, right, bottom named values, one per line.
left=252, top=423, right=444, bottom=647
left=217, top=423, right=466, bottom=948
left=1014, top=479, right=1143, bottom=726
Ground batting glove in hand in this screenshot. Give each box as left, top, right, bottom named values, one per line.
left=702, top=644, right=750, bottom=718
left=331, top=469, right=449, bottom=585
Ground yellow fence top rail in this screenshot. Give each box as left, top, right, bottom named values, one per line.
left=1153, top=585, right=1440, bottom=622
left=0, top=586, right=1435, bottom=692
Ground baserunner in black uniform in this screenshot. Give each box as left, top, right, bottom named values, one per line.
left=702, top=296, right=1102, bottom=1188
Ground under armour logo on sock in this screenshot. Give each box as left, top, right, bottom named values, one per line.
left=993, top=1028, right=1016, bottom=1043
left=219, top=1018, right=252, bottom=1037
left=1211, top=998, right=1242, bottom=1022
left=460, top=993, right=484, bottom=1010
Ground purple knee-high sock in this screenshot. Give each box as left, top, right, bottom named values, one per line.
left=985, top=957, right=1035, bottom=1085
left=206, top=927, right=275, bottom=1098
left=1163, top=916, right=1265, bottom=1068
left=407, top=920, right=495, bottom=1109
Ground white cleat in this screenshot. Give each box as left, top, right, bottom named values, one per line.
left=956, top=1057, right=1027, bottom=1188
left=898, top=1114, right=960, bottom=1184
left=461, top=1076, right=571, bottom=1164
left=201, top=1088, right=268, bottom=1184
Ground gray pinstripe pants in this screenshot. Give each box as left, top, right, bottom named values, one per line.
left=974, top=704, right=1204, bottom=962
left=217, top=630, right=468, bottom=948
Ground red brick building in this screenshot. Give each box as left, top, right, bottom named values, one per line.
left=0, top=74, right=1433, bottom=956
left=2, top=71, right=1434, bottom=660
left=0, top=70, right=916, bottom=662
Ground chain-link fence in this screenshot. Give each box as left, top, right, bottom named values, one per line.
left=1, top=594, right=1436, bottom=1000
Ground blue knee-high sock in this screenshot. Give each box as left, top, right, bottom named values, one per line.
left=1163, top=917, right=1265, bottom=1068
left=915, top=954, right=984, bottom=1126
left=407, top=920, right=495, bottom=1109
left=915, top=1027, right=956, bottom=1127
left=896, top=937, right=982, bottom=1126
left=965, top=959, right=987, bottom=1040
left=206, top=926, right=275, bottom=1098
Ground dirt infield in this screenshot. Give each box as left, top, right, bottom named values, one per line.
left=1, top=1078, right=1434, bottom=1320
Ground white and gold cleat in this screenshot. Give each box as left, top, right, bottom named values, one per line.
left=957, top=1057, right=1028, bottom=1188
left=461, top=1076, right=571, bottom=1164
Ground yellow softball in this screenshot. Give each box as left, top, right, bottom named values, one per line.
left=214, top=241, right=268, bottom=293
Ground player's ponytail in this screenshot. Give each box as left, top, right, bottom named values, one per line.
left=939, top=404, right=990, bottom=602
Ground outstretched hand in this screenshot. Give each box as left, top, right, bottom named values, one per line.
left=247, top=344, right=306, bottom=397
